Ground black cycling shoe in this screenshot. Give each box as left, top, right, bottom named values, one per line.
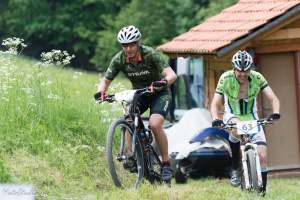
left=123, top=156, right=137, bottom=173
left=230, top=169, right=241, bottom=187
left=161, top=165, right=173, bottom=183
left=258, top=186, right=266, bottom=197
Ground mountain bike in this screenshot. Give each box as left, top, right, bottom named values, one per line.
left=95, top=88, right=164, bottom=189
left=223, top=118, right=273, bottom=193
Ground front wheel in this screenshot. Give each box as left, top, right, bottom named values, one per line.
left=246, top=149, right=259, bottom=190
left=106, top=118, right=144, bottom=188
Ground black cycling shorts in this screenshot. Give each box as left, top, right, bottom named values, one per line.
left=133, top=90, right=171, bottom=118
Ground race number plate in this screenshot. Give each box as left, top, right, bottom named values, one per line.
left=115, top=90, right=136, bottom=102
left=236, top=120, right=259, bottom=135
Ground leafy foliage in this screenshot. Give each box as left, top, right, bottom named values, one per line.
left=0, top=0, right=237, bottom=71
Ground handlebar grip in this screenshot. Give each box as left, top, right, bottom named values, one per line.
left=94, top=92, right=115, bottom=103
left=94, top=92, right=102, bottom=100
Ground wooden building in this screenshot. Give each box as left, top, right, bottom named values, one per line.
left=158, top=0, right=300, bottom=171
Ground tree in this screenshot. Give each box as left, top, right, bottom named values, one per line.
left=195, top=0, right=237, bottom=22
left=92, top=0, right=182, bottom=71
left=0, top=0, right=130, bottom=70
left=0, top=0, right=237, bottom=71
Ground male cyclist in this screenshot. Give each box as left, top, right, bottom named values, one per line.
left=210, top=50, right=280, bottom=195
left=97, top=25, right=177, bottom=182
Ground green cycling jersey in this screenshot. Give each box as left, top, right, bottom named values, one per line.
left=216, top=70, right=268, bottom=115
left=105, top=45, right=169, bottom=89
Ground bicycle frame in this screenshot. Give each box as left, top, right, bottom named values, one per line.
left=224, top=118, right=272, bottom=191
left=99, top=88, right=163, bottom=184
left=128, top=90, right=163, bottom=183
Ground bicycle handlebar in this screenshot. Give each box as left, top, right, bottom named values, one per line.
left=224, top=118, right=274, bottom=130
left=94, top=87, right=153, bottom=104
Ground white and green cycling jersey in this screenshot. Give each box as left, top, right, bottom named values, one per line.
left=216, top=70, right=268, bottom=119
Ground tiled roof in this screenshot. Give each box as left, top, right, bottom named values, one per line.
left=158, top=0, right=300, bottom=55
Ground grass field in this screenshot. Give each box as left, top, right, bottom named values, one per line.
left=0, top=53, right=299, bottom=199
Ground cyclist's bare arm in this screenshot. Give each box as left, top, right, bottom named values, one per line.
left=98, top=77, right=112, bottom=92
left=262, top=86, right=280, bottom=113
left=162, top=67, right=177, bottom=85
left=210, top=93, right=223, bottom=120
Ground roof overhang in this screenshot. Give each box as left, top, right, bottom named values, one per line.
left=217, top=4, right=300, bottom=57
left=157, top=2, right=300, bottom=59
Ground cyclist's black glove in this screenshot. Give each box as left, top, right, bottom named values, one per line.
left=268, top=113, right=280, bottom=120
left=94, top=91, right=106, bottom=101
left=212, top=119, right=224, bottom=127
left=150, top=78, right=168, bottom=92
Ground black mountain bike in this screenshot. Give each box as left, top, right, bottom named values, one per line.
left=95, top=88, right=164, bottom=189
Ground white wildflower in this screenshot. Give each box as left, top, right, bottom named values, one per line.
left=97, top=145, right=105, bottom=152
left=37, top=72, right=44, bottom=77
left=2, top=37, right=27, bottom=55
left=72, top=75, right=78, bottom=79
left=72, top=145, right=92, bottom=153
left=47, top=92, right=60, bottom=100
left=101, top=118, right=109, bottom=124
left=44, top=140, right=50, bottom=145
left=20, top=88, right=34, bottom=95
left=41, top=80, right=53, bottom=86
left=1, top=97, right=9, bottom=102
left=75, top=71, right=83, bottom=76
left=41, top=49, right=75, bottom=66
left=29, top=102, right=37, bottom=107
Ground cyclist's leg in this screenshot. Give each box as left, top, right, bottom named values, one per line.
left=125, top=96, right=150, bottom=153
left=122, top=97, right=151, bottom=172
left=149, top=90, right=171, bottom=162
left=119, top=116, right=139, bottom=171
left=149, top=114, right=168, bottom=161
left=224, top=114, right=242, bottom=186
left=149, top=90, right=172, bottom=181
left=252, top=128, right=268, bottom=195
left=123, top=115, right=133, bottom=153
left=257, top=145, right=268, bottom=195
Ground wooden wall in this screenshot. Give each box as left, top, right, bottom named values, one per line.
left=203, top=56, right=231, bottom=110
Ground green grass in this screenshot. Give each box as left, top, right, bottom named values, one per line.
left=0, top=54, right=299, bottom=199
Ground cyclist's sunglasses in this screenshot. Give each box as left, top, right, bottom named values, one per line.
left=234, top=69, right=250, bottom=73
left=121, top=42, right=138, bottom=48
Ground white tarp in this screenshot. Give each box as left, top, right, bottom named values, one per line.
left=165, top=108, right=212, bottom=154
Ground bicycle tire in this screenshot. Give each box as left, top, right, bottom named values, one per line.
left=246, top=149, right=259, bottom=189
left=106, top=118, right=144, bottom=188
left=145, top=147, right=162, bottom=184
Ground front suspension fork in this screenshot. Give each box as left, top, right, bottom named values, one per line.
left=241, top=144, right=263, bottom=189
left=241, top=145, right=251, bottom=189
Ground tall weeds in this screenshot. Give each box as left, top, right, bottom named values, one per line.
left=0, top=38, right=126, bottom=198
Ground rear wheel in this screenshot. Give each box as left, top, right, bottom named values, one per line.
left=144, top=148, right=162, bottom=184
left=246, top=149, right=259, bottom=190
left=106, top=118, right=144, bottom=188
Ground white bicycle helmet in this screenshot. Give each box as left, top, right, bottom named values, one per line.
left=117, top=25, right=141, bottom=44
left=232, top=50, right=253, bottom=71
